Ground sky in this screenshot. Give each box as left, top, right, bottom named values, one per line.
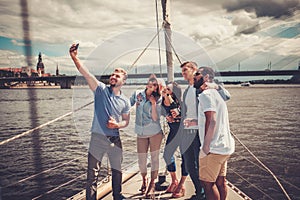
left=0, top=0, right=299, bottom=77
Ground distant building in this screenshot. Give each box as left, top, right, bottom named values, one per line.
left=0, top=67, right=37, bottom=77
left=0, top=68, right=14, bottom=77
left=0, top=52, right=54, bottom=78
left=36, top=52, right=45, bottom=76
left=56, top=64, right=59, bottom=76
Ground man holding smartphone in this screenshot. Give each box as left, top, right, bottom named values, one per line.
left=69, top=44, right=130, bottom=200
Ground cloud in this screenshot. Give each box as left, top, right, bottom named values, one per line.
left=231, top=11, right=260, bottom=35
left=223, top=0, right=300, bottom=19
left=0, top=50, right=26, bottom=67
left=11, top=39, right=25, bottom=46
left=0, top=0, right=299, bottom=73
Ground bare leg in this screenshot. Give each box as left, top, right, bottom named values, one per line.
left=172, top=176, right=187, bottom=197
left=216, top=176, right=227, bottom=200
left=166, top=172, right=178, bottom=193
left=177, top=175, right=187, bottom=188
left=149, top=133, right=163, bottom=181
left=146, top=133, right=163, bottom=197
left=137, top=137, right=150, bottom=193
left=170, top=171, right=178, bottom=183
left=201, top=181, right=220, bottom=200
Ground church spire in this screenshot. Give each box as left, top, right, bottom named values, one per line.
left=36, top=52, right=45, bottom=76
left=56, top=63, right=59, bottom=76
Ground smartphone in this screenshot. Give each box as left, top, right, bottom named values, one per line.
left=151, top=91, right=160, bottom=98
left=74, top=43, right=79, bottom=50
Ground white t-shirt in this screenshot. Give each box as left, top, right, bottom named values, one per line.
left=184, top=85, right=198, bottom=129
left=198, top=89, right=235, bottom=155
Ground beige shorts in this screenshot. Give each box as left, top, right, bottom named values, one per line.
left=199, top=153, right=230, bottom=182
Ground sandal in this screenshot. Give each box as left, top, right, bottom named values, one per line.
left=172, top=185, right=185, bottom=198
left=145, top=182, right=155, bottom=199
left=139, top=178, right=148, bottom=194
left=165, top=180, right=178, bottom=193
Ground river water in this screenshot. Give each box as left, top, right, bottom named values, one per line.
left=0, top=85, right=299, bottom=200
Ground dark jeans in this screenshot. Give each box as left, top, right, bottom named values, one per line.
left=181, top=129, right=203, bottom=197
left=86, top=134, right=123, bottom=200
left=163, top=122, right=188, bottom=176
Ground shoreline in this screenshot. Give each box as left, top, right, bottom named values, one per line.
left=2, top=83, right=300, bottom=89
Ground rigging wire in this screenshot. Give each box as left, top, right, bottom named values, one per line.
left=238, top=154, right=300, bottom=191
left=32, top=173, right=86, bottom=200
left=228, top=168, right=274, bottom=200
left=163, top=26, right=182, bottom=65
left=231, top=131, right=292, bottom=200
left=4, top=156, right=84, bottom=188
left=155, top=0, right=162, bottom=76
left=128, top=27, right=163, bottom=72
left=0, top=101, right=94, bottom=146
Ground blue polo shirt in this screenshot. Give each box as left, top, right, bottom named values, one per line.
left=91, top=82, right=130, bottom=136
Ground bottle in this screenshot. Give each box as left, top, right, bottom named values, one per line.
left=167, top=94, right=180, bottom=117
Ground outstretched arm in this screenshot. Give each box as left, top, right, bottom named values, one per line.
left=201, top=82, right=231, bottom=101
left=69, top=44, right=99, bottom=91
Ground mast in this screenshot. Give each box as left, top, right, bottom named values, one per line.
left=161, top=0, right=174, bottom=82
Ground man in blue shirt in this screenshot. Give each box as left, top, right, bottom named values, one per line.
left=70, top=44, right=130, bottom=200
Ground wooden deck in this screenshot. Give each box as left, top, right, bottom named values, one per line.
left=102, top=171, right=251, bottom=200
left=68, top=158, right=251, bottom=200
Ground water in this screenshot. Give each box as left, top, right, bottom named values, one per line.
left=0, top=85, right=299, bottom=200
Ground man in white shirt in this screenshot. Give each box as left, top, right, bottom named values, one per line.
left=194, top=66, right=235, bottom=200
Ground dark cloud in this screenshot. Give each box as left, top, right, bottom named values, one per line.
left=231, top=14, right=261, bottom=35
left=223, top=0, right=300, bottom=18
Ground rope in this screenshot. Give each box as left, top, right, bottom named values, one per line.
left=231, top=131, right=292, bottom=200
left=4, top=156, right=84, bottom=188
left=239, top=155, right=300, bottom=191
left=155, top=0, right=162, bottom=76
left=32, top=173, right=86, bottom=200
left=128, top=27, right=163, bottom=71
left=228, top=168, right=273, bottom=200
left=163, top=25, right=182, bottom=65
left=0, top=101, right=94, bottom=146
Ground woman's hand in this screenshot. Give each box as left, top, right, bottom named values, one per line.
left=149, top=95, right=157, bottom=105
left=166, top=115, right=175, bottom=123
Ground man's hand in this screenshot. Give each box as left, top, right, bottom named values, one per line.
left=183, top=118, right=197, bottom=128
left=69, top=43, right=78, bottom=60
left=107, top=116, right=119, bottom=129
left=202, top=144, right=210, bottom=155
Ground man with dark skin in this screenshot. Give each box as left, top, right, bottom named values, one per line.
left=193, top=66, right=235, bottom=200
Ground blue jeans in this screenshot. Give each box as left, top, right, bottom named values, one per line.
left=163, top=122, right=188, bottom=176
left=86, top=134, right=123, bottom=200
left=181, top=129, right=204, bottom=197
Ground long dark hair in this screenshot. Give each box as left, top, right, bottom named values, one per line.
left=147, top=74, right=161, bottom=100
left=168, top=81, right=181, bottom=103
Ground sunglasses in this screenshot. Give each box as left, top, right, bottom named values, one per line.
left=148, top=82, right=158, bottom=87
left=194, top=72, right=202, bottom=76
left=114, top=68, right=127, bottom=75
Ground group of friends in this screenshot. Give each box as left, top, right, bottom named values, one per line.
left=69, top=44, right=235, bottom=200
